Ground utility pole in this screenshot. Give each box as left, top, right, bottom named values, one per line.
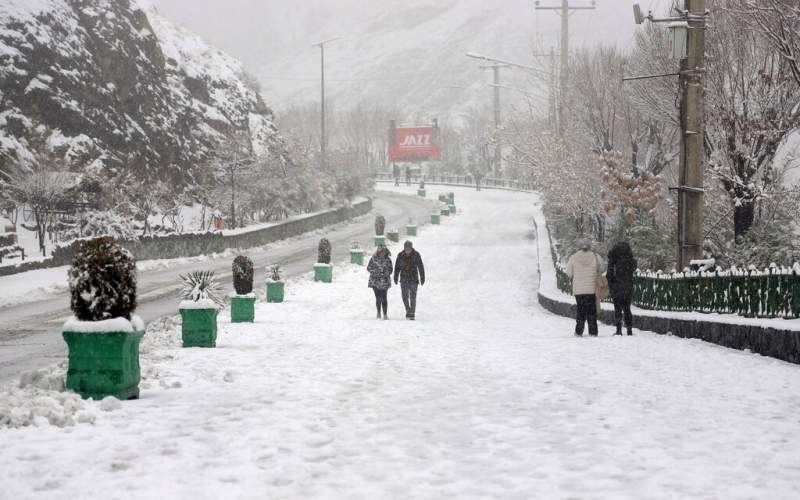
left=313, top=37, right=340, bottom=171
left=632, top=1, right=707, bottom=269
left=678, top=0, right=706, bottom=269
left=481, top=63, right=504, bottom=177
left=534, top=0, right=596, bottom=135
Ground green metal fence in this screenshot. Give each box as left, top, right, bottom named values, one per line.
left=547, top=223, right=800, bottom=320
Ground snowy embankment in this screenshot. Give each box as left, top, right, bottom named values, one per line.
left=2, top=185, right=800, bottom=499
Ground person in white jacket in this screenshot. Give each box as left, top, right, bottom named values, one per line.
left=566, top=238, right=606, bottom=336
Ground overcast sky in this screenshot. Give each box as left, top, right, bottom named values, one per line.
left=148, top=0, right=676, bottom=113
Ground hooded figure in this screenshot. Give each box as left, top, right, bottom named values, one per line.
left=607, top=241, right=637, bottom=335
left=566, top=238, right=606, bottom=336
left=367, top=246, right=393, bottom=319
left=394, top=240, right=425, bottom=320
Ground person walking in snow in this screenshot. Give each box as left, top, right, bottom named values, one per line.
left=393, top=163, right=400, bottom=186
left=394, top=240, right=425, bottom=320
left=607, top=241, right=637, bottom=336
left=566, top=238, right=606, bottom=336
left=405, top=165, right=412, bottom=186
left=367, top=245, right=393, bottom=320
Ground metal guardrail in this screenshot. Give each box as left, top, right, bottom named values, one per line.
left=373, top=173, right=535, bottom=192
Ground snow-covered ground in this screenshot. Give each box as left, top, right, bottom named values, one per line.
left=2, top=185, right=800, bottom=499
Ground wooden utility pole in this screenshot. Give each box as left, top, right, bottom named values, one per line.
left=676, top=0, right=706, bottom=269
left=534, top=0, right=596, bottom=135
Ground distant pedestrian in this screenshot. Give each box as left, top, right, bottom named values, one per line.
left=393, top=163, right=400, bottom=186
left=566, top=238, right=606, bottom=336
left=607, top=241, right=637, bottom=336
left=394, top=240, right=425, bottom=320
left=405, top=165, right=411, bottom=186
left=367, top=246, right=393, bottom=320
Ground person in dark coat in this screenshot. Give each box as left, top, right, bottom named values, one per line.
left=405, top=165, right=412, bottom=186
left=607, top=241, right=637, bottom=335
left=393, top=240, right=425, bottom=320
left=392, top=163, right=400, bottom=186
left=367, top=246, right=393, bottom=320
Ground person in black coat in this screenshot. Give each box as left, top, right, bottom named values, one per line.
left=607, top=241, right=637, bottom=335
left=393, top=240, right=425, bottom=320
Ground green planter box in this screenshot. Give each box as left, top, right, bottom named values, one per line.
left=448, top=204, right=456, bottom=215
left=431, top=214, right=440, bottom=225
left=351, top=250, right=365, bottom=265
left=406, top=225, right=418, bottom=236
left=266, top=281, right=284, bottom=303
left=180, top=308, right=218, bottom=348
left=387, top=231, right=400, bottom=243
left=417, top=189, right=426, bottom=197
left=314, top=264, right=333, bottom=283
left=230, top=295, right=256, bottom=323
left=63, top=329, right=144, bottom=400
left=373, top=235, right=386, bottom=247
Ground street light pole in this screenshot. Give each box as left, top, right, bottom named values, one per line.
left=313, top=37, right=340, bottom=171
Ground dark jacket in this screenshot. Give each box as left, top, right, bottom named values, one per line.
left=367, top=250, right=393, bottom=291
left=607, top=242, right=637, bottom=302
left=394, top=249, right=425, bottom=285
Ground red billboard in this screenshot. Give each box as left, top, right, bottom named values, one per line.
left=388, top=122, right=441, bottom=162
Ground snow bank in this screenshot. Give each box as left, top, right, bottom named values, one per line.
left=0, top=365, right=94, bottom=428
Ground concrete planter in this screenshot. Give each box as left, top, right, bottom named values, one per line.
left=314, top=263, right=333, bottom=283
left=448, top=204, right=456, bottom=215
left=373, top=235, right=386, bottom=247
left=230, top=295, right=256, bottom=323
left=350, top=249, right=365, bottom=265
left=180, top=308, right=218, bottom=348
left=387, top=230, right=400, bottom=243
left=417, top=189, right=426, bottom=197
left=63, top=329, right=144, bottom=400
left=430, top=214, right=441, bottom=225
left=266, top=281, right=285, bottom=303
left=406, top=225, right=418, bottom=236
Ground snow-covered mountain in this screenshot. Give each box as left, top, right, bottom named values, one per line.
left=0, top=0, right=284, bottom=183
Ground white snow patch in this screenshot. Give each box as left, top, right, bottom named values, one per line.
left=62, top=315, right=145, bottom=334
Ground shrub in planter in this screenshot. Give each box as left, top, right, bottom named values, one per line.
left=179, top=270, right=224, bottom=347
left=350, top=242, right=365, bottom=266
left=374, top=215, right=386, bottom=246
left=387, top=228, right=400, bottom=243
left=266, top=264, right=284, bottom=303
left=231, top=255, right=256, bottom=323
left=315, top=238, right=333, bottom=282
left=406, top=217, right=418, bottom=237
left=63, top=237, right=144, bottom=400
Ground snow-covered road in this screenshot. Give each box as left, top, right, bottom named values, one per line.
left=2, top=185, right=800, bottom=499
left=0, top=192, right=433, bottom=383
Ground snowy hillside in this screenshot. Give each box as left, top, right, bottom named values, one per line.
left=0, top=0, right=285, bottom=183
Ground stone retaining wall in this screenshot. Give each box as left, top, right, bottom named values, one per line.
left=538, top=291, right=800, bottom=365
left=0, top=199, right=372, bottom=277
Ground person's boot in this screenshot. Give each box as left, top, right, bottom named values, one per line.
left=377, top=309, right=382, bottom=320
left=627, top=326, right=633, bottom=336
left=383, top=311, right=388, bottom=320
left=614, top=323, right=622, bottom=336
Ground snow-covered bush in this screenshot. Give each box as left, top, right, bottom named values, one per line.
left=318, top=238, right=331, bottom=264
left=62, top=210, right=137, bottom=242
left=374, top=214, right=386, bottom=236
left=179, top=270, right=224, bottom=306
left=68, top=237, right=137, bottom=321
left=232, top=255, right=254, bottom=295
